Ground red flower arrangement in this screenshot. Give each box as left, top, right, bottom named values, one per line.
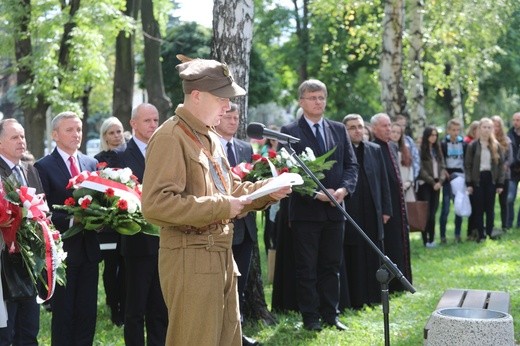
left=53, top=165, right=159, bottom=239
left=232, top=147, right=337, bottom=196
left=0, top=176, right=66, bottom=302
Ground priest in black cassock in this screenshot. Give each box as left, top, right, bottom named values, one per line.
left=339, top=114, right=392, bottom=309
left=370, top=113, right=413, bottom=293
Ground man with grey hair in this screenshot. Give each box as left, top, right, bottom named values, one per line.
left=0, top=119, right=43, bottom=344
left=370, top=113, right=412, bottom=292
left=280, top=79, right=358, bottom=331
left=116, top=103, right=167, bottom=346
left=35, top=111, right=99, bottom=345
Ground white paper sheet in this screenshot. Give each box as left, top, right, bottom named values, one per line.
left=244, top=172, right=303, bottom=200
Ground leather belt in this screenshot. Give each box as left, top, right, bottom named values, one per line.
left=175, top=219, right=231, bottom=235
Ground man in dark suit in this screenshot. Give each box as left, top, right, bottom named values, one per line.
left=0, top=119, right=43, bottom=345
left=34, top=111, right=100, bottom=346
left=117, top=103, right=167, bottom=346
left=341, top=114, right=392, bottom=309
left=280, top=79, right=358, bottom=331
left=370, top=113, right=412, bottom=292
left=215, top=103, right=259, bottom=346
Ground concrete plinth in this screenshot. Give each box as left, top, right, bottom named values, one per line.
left=425, top=308, right=514, bottom=346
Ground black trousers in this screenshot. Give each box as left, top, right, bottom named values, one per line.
left=123, top=255, right=168, bottom=346
left=232, top=232, right=254, bottom=316
left=472, top=171, right=497, bottom=239
left=418, top=182, right=440, bottom=245
left=0, top=299, right=39, bottom=346
left=291, top=220, right=344, bottom=324
left=51, top=261, right=99, bottom=346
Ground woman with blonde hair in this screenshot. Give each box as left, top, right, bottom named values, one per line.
left=94, top=116, right=126, bottom=326
left=465, top=117, right=505, bottom=242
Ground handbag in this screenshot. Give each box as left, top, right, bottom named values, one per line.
left=1, top=251, right=37, bottom=301
left=406, top=199, right=429, bottom=232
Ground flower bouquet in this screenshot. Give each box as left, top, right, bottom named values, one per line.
left=53, top=163, right=159, bottom=239
left=0, top=176, right=66, bottom=303
left=232, top=147, right=337, bottom=196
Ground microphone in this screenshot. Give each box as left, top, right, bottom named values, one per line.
left=246, top=122, right=300, bottom=143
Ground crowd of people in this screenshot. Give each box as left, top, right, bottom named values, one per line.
left=0, top=55, right=519, bottom=345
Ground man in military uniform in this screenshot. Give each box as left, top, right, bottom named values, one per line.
left=141, top=56, right=290, bottom=346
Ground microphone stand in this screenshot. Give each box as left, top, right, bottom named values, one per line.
left=280, top=141, right=415, bottom=346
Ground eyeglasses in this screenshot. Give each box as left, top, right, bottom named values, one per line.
left=300, top=96, right=326, bottom=102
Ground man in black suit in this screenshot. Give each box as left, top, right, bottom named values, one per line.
left=370, top=113, right=412, bottom=292
left=0, top=119, right=43, bottom=345
left=117, top=103, right=167, bottom=346
left=215, top=103, right=259, bottom=346
left=280, top=79, right=358, bottom=331
left=34, top=111, right=100, bottom=346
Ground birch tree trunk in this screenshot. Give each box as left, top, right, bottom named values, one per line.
left=212, top=0, right=276, bottom=325
left=141, top=0, right=172, bottom=123
left=212, top=0, right=254, bottom=139
left=408, top=0, right=426, bottom=136
left=380, top=0, right=408, bottom=120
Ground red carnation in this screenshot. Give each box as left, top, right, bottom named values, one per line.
left=280, top=167, right=289, bottom=174
left=105, top=188, right=115, bottom=198
left=96, top=162, right=108, bottom=169
left=64, top=197, right=76, bottom=206
left=268, top=149, right=277, bottom=158
left=80, top=198, right=92, bottom=209
left=117, top=199, right=128, bottom=211
left=252, top=154, right=262, bottom=161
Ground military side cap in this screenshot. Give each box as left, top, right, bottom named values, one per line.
left=175, top=56, right=246, bottom=98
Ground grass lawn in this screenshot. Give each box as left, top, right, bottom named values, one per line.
left=37, top=208, right=520, bottom=345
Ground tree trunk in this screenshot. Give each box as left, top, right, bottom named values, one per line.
left=141, top=0, right=172, bottom=123
left=380, top=0, right=408, bottom=120
left=211, top=0, right=254, bottom=139
left=13, top=0, right=49, bottom=157
left=212, top=0, right=273, bottom=323
left=113, top=0, right=141, bottom=131
left=80, top=86, right=92, bottom=153
left=292, top=0, right=309, bottom=84
left=408, top=0, right=426, bottom=137
left=243, top=243, right=276, bottom=325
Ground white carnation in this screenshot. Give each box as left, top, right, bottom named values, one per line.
left=126, top=199, right=138, bottom=214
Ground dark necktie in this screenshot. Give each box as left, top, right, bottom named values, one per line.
left=12, top=165, right=26, bottom=185
left=68, top=156, right=80, bottom=177
left=314, top=123, right=326, bottom=154
left=226, top=142, right=237, bottom=167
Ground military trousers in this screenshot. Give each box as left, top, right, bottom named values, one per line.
left=159, top=231, right=241, bottom=346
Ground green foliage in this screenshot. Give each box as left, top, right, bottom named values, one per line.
left=422, top=0, right=520, bottom=120
left=0, top=0, right=133, bottom=116
left=161, top=21, right=212, bottom=107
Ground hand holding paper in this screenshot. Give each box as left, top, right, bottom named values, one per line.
left=244, top=172, right=303, bottom=200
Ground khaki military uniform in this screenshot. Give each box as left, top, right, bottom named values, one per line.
left=142, top=105, right=273, bottom=346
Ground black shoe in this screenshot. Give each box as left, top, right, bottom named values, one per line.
left=242, top=335, right=260, bottom=345
left=324, top=320, right=348, bottom=331
left=110, top=306, right=124, bottom=327
left=303, top=321, right=322, bottom=331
